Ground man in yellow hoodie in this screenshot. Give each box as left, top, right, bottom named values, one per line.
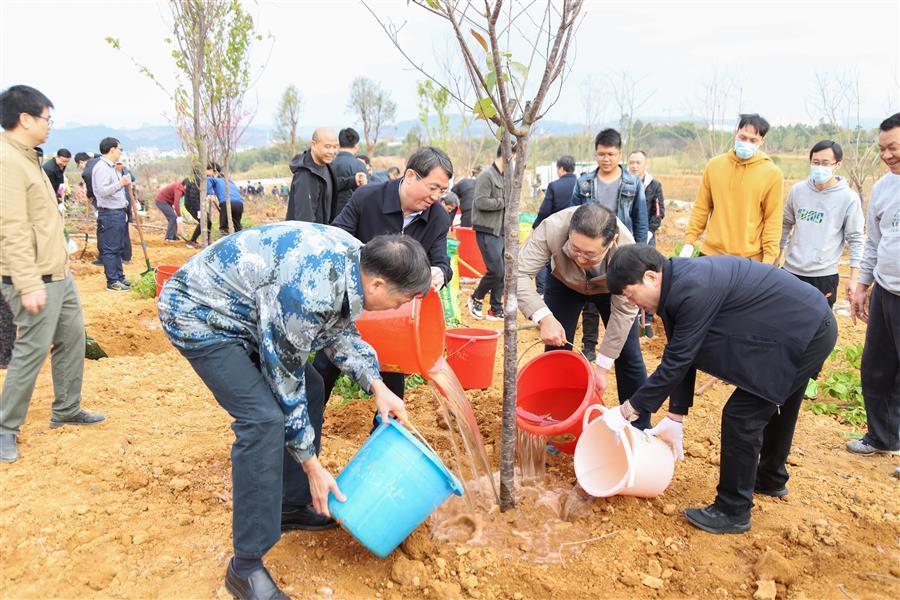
left=680, top=114, right=784, bottom=263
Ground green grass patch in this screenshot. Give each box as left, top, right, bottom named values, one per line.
left=808, top=344, right=866, bottom=429
left=130, top=270, right=157, bottom=299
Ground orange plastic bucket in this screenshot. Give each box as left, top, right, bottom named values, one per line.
left=356, top=289, right=445, bottom=375
left=515, top=350, right=605, bottom=454
left=445, top=328, right=501, bottom=389
left=155, top=264, right=180, bottom=298
left=452, top=227, right=486, bottom=278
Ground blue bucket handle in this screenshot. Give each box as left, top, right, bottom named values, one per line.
left=374, top=415, right=465, bottom=496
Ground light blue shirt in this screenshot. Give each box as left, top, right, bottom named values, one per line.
left=91, top=157, right=128, bottom=209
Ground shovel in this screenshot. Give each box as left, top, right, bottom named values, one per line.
left=127, top=183, right=154, bottom=277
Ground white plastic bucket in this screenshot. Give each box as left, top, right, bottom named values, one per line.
left=574, top=404, right=676, bottom=498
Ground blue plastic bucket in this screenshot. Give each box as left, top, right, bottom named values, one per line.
left=328, top=418, right=464, bottom=558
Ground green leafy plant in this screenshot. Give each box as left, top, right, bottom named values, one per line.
left=809, top=344, right=866, bottom=428
left=130, top=271, right=157, bottom=299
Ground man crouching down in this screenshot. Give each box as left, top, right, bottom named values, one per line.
left=158, top=223, right=431, bottom=600
left=603, top=245, right=836, bottom=535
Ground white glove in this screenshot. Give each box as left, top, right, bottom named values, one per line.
left=678, top=243, right=694, bottom=258
left=601, top=405, right=629, bottom=438
left=647, top=231, right=654, bottom=244
left=430, top=267, right=445, bottom=290
left=647, top=417, right=685, bottom=461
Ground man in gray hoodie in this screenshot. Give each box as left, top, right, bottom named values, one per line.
left=780, top=140, right=864, bottom=307
left=847, top=113, right=900, bottom=458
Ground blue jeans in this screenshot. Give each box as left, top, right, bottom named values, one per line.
left=155, top=199, right=179, bottom=240
left=98, top=209, right=127, bottom=285
left=179, top=342, right=324, bottom=559
left=543, top=273, right=650, bottom=428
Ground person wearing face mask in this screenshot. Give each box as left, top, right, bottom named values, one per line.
left=680, top=114, right=784, bottom=264
left=517, top=203, right=650, bottom=429
left=780, top=140, right=864, bottom=308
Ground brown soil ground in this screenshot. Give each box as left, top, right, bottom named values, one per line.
left=1, top=200, right=898, bottom=600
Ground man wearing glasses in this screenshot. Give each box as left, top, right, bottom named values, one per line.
left=780, top=140, right=864, bottom=308
left=91, top=137, right=133, bottom=291
left=517, top=203, right=650, bottom=428
left=571, top=128, right=648, bottom=362
left=318, top=146, right=453, bottom=404
left=0, top=85, right=105, bottom=463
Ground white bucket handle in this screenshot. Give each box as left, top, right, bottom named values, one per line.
left=582, top=404, right=636, bottom=490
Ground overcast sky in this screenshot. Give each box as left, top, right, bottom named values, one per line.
left=2, top=0, right=898, bottom=131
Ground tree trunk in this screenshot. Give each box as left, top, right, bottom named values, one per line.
left=224, top=158, right=235, bottom=234
left=195, top=8, right=208, bottom=248
left=499, top=133, right=528, bottom=512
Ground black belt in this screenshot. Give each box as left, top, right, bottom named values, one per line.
left=98, top=207, right=128, bottom=212
left=2, top=275, right=53, bottom=285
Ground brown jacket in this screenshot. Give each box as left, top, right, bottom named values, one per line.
left=517, top=206, right=639, bottom=359
left=0, top=133, right=69, bottom=295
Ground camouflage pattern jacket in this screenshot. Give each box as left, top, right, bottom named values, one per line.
left=158, top=222, right=382, bottom=460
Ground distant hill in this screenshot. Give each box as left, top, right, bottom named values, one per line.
left=42, top=124, right=272, bottom=155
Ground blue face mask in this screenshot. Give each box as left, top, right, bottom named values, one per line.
left=810, top=165, right=834, bottom=184
left=734, top=140, right=758, bottom=160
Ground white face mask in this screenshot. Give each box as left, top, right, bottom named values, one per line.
left=810, top=165, right=834, bottom=184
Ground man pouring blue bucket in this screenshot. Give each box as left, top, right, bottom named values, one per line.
left=158, top=223, right=432, bottom=600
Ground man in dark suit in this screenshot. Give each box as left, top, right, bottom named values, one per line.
left=315, top=146, right=453, bottom=404
left=533, top=155, right=577, bottom=293
left=604, top=246, right=837, bottom=534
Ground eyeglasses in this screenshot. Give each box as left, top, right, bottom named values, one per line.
left=564, top=239, right=610, bottom=264
left=33, top=114, right=53, bottom=127
left=414, top=173, right=449, bottom=196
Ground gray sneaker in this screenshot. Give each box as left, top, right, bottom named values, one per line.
left=845, top=438, right=900, bottom=456
left=107, top=281, right=129, bottom=291
left=467, top=296, right=484, bottom=320
left=0, top=433, right=18, bottom=463
left=50, top=409, right=106, bottom=429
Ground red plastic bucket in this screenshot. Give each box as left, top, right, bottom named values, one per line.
left=357, top=289, right=445, bottom=375
left=445, top=328, right=501, bottom=389
left=516, top=350, right=605, bottom=454
left=452, top=227, right=486, bottom=278
left=155, top=264, right=180, bottom=298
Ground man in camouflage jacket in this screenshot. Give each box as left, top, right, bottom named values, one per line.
left=158, top=221, right=431, bottom=600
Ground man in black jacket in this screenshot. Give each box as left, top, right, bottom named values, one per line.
left=285, top=127, right=364, bottom=224
left=42, top=148, right=71, bottom=203
left=450, top=166, right=479, bottom=228
left=533, top=155, right=577, bottom=294
left=331, top=127, right=368, bottom=216
left=628, top=150, right=666, bottom=337
left=315, top=146, right=453, bottom=404
left=604, top=246, right=836, bottom=534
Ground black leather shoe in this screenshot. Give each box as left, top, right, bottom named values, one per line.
left=225, top=560, right=290, bottom=600
left=50, top=409, right=106, bottom=429
left=754, top=485, right=788, bottom=498
left=683, top=504, right=751, bottom=534
left=280, top=505, right=338, bottom=532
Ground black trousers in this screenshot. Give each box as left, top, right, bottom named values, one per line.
left=219, top=202, right=244, bottom=234
left=473, top=231, right=504, bottom=313
left=860, top=284, right=900, bottom=451
left=792, top=273, right=840, bottom=308
left=312, top=352, right=405, bottom=430
left=180, top=342, right=324, bottom=559
left=715, top=315, right=837, bottom=515
left=184, top=201, right=212, bottom=244
left=542, top=273, right=650, bottom=429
